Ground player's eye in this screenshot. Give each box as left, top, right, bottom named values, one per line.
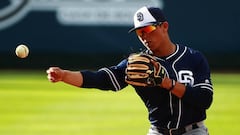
left=136, top=25, right=157, bottom=36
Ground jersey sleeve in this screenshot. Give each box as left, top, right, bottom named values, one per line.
left=182, top=52, right=213, bottom=109
left=80, top=59, right=128, bottom=91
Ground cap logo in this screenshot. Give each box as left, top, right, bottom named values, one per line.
left=137, top=12, right=144, bottom=22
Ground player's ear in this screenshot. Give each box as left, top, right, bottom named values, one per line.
left=161, top=21, right=169, bottom=32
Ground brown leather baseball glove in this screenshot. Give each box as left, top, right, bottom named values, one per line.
left=125, top=53, right=166, bottom=87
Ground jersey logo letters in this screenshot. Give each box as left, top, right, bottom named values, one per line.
left=178, top=70, right=194, bottom=86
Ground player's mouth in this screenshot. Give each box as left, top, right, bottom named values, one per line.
left=145, top=41, right=152, bottom=48
left=143, top=39, right=150, bottom=46
left=141, top=39, right=153, bottom=50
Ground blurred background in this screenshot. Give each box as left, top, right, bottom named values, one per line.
left=0, top=0, right=239, bottom=71
left=1, top=1, right=240, bottom=135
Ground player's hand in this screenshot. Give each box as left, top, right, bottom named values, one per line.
left=46, top=67, right=65, bottom=83
left=125, top=53, right=166, bottom=87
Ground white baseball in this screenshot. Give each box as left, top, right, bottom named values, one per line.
left=15, top=44, right=29, bottom=58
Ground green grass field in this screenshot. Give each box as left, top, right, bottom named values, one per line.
left=0, top=70, right=239, bottom=135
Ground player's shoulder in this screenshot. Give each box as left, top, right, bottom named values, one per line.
left=178, top=44, right=210, bottom=69
left=178, top=44, right=205, bottom=58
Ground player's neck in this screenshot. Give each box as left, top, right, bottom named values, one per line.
left=154, top=42, right=176, bottom=58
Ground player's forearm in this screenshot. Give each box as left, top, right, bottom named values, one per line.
left=61, top=70, right=83, bottom=87
left=161, top=78, right=186, bottom=98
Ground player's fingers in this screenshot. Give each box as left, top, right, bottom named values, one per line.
left=47, top=67, right=60, bottom=76
left=46, top=67, right=62, bottom=82
left=47, top=73, right=60, bottom=83
left=46, top=68, right=52, bottom=74
left=46, top=68, right=54, bottom=75
left=47, top=74, right=55, bottom=82
left=47, top=67, right=59, bottom=73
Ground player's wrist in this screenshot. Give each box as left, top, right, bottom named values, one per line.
left=60, top=70, right=67, bottom=82
left=161, top=78, right=176, bottom=91
left=161, top=78, right=170, bottom=89
left=168, top=79, right=176, bottom=91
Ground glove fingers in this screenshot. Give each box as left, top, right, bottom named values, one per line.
left=126, top=72, right=149, bottom=78
left=127, top=64, right=149, bottom=70
left=128, top=56, right=151, bottom=63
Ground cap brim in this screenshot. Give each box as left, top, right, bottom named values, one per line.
left=128, top=22, right=156, bottom=33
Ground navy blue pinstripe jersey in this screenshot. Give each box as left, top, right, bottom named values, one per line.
left=81, top=44, right=213, bottom=129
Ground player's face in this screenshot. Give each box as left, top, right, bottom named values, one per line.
left=137, top=23, right=166, bottom=53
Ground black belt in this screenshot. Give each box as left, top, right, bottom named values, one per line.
left=153, top=122, right=201, bottom=135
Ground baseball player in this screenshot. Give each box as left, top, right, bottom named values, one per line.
left=47, top=6, right=213, bottom=135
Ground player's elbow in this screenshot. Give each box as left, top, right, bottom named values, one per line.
left=197, top=88, right=213, bottom=109
left=183, top=86, right=213, bottom=109
left=203, top=92, right=213, bottom=109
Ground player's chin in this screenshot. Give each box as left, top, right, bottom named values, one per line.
left=147, top=45, right=154, bottom=51
left=147, top=41, right=154, bottom=47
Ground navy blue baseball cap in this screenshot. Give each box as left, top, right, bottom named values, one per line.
left=128, top=6, right=167, bottom=33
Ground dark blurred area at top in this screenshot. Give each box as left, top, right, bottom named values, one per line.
left=0, top=0, right=239, bottom=71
